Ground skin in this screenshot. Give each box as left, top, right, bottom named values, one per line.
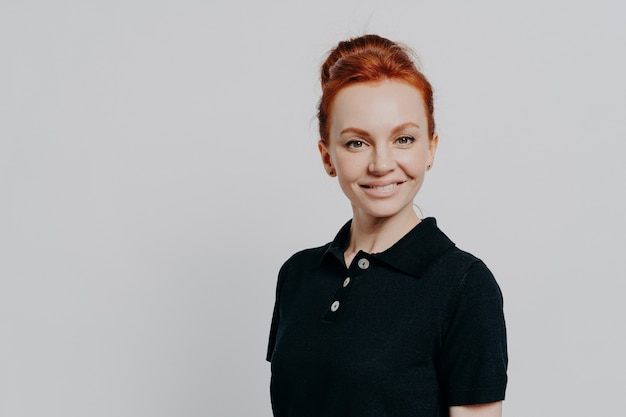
left=318, top=79, right=503, bottom=417
left=318, top=79, right=437, bottom=266
left=450, top=402, right=503, bottom=417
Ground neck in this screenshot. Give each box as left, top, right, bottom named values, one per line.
left=344, top=207, right=420, bottom=267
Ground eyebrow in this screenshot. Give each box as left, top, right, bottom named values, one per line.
left=340, top=122, right=421, bottom=137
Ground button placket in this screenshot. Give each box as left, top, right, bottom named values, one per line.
left=322, top=274, right=356, bottom=322
left=323, top=257, right=373, bottom=323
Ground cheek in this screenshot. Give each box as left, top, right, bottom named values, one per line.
left=333, top=153, right=362, bottom=177
left=399, top=150, right=428, bottom=172
left=335, top=165, right=358, bottom=182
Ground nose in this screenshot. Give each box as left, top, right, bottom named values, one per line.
left=368, top=146, right=396, bottom=175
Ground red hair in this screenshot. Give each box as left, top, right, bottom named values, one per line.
left=317, top=34, right=435, bottom=143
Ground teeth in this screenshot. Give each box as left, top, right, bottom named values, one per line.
left=372, top=183, right=396, bottom=191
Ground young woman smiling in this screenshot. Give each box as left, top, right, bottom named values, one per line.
left=267, top=34, right=508, bottom=417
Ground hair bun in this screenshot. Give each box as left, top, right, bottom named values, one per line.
left=317, top=34, right=435, bottom=142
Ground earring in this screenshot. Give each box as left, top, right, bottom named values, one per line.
left=329, top=169, right=336, bottom=177
left=426, top=164, right=432, bottom=171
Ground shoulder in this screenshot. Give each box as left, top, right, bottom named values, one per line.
left=449, top=245, right=499, bottom=284
left=278, top=219, right=351, bottom=276
left=272, top=242, right=331, bottom=302
left=280, top=243, right=330, bottom=274
left=431, top=246, right=505, bottom=324
left=427, top=242, right=502, bottom=299
left=427, top=243, right=482, bottom=279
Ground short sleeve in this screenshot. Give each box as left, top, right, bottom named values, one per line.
left=266, top=261, right=288, bottom=362
left=438, top=261, right=508, bottom=406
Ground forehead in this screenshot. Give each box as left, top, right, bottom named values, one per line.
left=330, top=80, right=428, bottom=134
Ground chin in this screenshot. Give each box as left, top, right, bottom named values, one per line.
left=356, top=201, right=415, bottom=220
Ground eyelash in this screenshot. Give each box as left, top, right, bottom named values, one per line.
left=396, top=136, right=415, bottom=145
left=346, top=140, right=366, bottom=149
left=345, top=136, right=415, bottom=149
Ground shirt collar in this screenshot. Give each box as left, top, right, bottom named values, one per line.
left=319, top=217, right=455, bottom=278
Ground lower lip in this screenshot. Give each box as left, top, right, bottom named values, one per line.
left=360, top=183, right=403, bottom=197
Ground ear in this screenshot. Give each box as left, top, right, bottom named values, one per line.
left=427, top=133, right=439, bottom=167
left=318, top=140, right=336, bottom=177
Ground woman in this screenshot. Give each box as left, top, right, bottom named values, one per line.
left=267, top=34, right=508, bottom=417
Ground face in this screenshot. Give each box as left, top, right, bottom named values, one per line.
left=319, top=79, right=438, bottom=221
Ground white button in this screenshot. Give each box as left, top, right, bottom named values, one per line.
left=331, top=301, right=340, bottom=312
left=357, top=258, right=370, bottom=269
left=343, top=277, right=351, bottom=287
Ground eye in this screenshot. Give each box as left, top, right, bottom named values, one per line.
left=346, top=140, right=366, bottom=149
left=396, top=135, right=415, bottom=145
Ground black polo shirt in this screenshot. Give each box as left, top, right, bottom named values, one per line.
left=267, top=218, right=507, bottom=417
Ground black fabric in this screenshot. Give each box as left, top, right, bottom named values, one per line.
left=267, top=218, right=507, bottom=417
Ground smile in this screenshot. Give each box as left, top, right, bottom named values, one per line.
left=366, top=183, right=397, bottom=191
left=361, top=181, right=406, bottom=191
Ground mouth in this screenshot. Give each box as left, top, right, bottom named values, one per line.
left=361, top=181, right=406, bottom=191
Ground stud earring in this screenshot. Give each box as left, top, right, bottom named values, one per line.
left=329, top=169, right=336, bottom=176
left=426, top=164, right=432, bottom=171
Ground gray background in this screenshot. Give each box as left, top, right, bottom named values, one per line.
left=1, top=0, right=625, bottom=416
